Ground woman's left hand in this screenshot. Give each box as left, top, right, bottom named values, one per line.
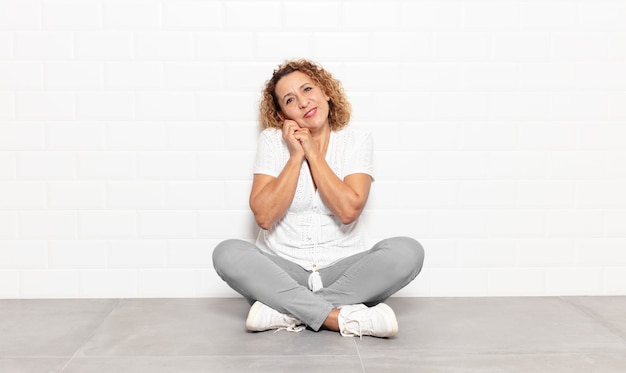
left=293, top=127, right=320, bottom=160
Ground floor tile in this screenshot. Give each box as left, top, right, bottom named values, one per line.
left=358, top=297, right=626, bottom=355
left=0, top=358, right=68, bottom=373
left=77, top=298, right=358, bottom=357
left=564, top=296, right=626, bottom=339
left=0, top=299, right=118, bottom=356
left=63, top=356, right=363, bottom=373
left=361, top=352, right=626, bottom=373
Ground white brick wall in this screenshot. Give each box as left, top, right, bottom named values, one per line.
left=1, top=0, right=625, bottom=298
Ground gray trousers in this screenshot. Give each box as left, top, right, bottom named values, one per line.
left=212, top=236, right=425, bottom=331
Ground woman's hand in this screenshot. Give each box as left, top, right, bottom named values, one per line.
left=281, top=120, right=305, bottom=159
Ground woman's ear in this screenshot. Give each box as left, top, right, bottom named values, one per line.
left=277, top=111, right=286, bottom=121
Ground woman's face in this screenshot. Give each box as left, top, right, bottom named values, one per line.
left=274, top=71, right=330, bottom=130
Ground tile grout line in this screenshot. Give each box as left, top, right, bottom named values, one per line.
left=353, top=338, right=367, bottom=373
left=58, top=298, right=123, bottom=372
left=559, top=296, right=626, bottom=345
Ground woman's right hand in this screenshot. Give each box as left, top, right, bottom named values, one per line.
left=282, top=119, right=305, bottom=159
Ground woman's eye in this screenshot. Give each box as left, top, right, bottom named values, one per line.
left=285, top=97, right=294, bottom=105
left=304, top=86, right=312, bottom=93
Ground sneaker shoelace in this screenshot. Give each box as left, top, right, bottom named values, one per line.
left=273, top=324, right=306, bottom=333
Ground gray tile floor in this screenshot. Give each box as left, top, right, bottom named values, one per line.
left=1, top=296, right=626, bottom=372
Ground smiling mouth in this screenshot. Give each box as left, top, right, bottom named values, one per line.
left=304, top=108, right=317, bottom=119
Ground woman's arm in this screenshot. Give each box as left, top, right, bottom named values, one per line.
left=306, top=153, right=372, bottom=225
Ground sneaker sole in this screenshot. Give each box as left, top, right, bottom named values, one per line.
left=246, top=301, right=266, bottom=331
left=376, top=303, right=399, bottom=337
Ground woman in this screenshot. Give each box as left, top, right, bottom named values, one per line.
left=213, top=59, right=424, bottom=338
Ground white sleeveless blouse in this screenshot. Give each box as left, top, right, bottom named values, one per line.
left=253, top=126, right=374, bottom=271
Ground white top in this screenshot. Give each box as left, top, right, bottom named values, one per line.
left=253, top=126, right=374, bottom=271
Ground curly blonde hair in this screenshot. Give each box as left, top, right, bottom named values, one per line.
left=259, top=59, right=351, bottom=131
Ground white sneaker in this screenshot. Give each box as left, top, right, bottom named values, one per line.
left=338, top=303, right=398, bottom=338
left=246, top=301, right=305, bottom=332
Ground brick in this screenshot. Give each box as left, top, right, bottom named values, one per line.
left=197, top=211, right=257, bottom=239
left=463, top=2, right=520, bottom=31
left=43, top=0, right=100, bottom=28
left=49, top=241, right=106, bottom=268
left=166, top=181, right=225, bottom=209
left=79, top=211, right=137, bottom=238
left=343, top=2, right=400, bottom=30
left=487, top=210, right=545, bottom=237
left=197, top=93, right=257, bottom=121
left=0, top=62, right=43, bottom=89
left=0, top=0, right=41, bottom=28
left=493, top=32, right=551, bottom=61
left=380, top=181, right=457, bottom=209
left=48, top=181, right=106, bottom=209
left=520, top=2, right=578, bottom=31
left=0, top=271, right=19, bottom=297
left=0, top=153, right=15, bottom=180
left=516, top=239, right=573, bottom=267
left=139, top=269, right=198, bottom=297
left=401, top=2, right=463, bottom=30
left=490, top=93, right=551, bottom=121
left=165, top=63, right=225, bottom=90
left=580, top=1, right=626, bottom=31
left=16, top=92, right=75, bottom=120
left=488, top=269, right=546, bottom=296
left=0, top=123, right=44, bottom=150
left=608, top=92, right=626, bottom=119
left=15, top=31, right=73, bottom=58
left=102, top=0, right=161, bottom=28
left=134, top=32, right=194, bottom=59
left=519, top=63, right=577, bottom=90
left=609, top=33, right=626, bottom=59
left=0, top=32, right=11, bottom=57
left=167, top=240, right=217, bottom=268
left=284, top=2, right=340, bottom=30
left=167, top=123, right=226, bottom=150
left=428, top=268, right=488, bottom=296
left=427, top=151, right=488, bottom=180
left=577, top=123, right=626, bottom=150
left=47, top=123, right=106, bottom=150
left=224, top=2, right=281, bottom=30
left=108, top=240, right=167, bottom=268
left=75, top=32, right=132, bottom=59
left=547, top=151, right=606, bottom=179
left=108, top=123, right=167, bottom=149
left=139, top=211, right=196, bottom=238
left=430, top=210, right=488, bottom=238
left=256, top=32, right=314, bottom=61
left=546, top=210, right=604, bottom=238
left=163, top=1, right=222, bottom=29
left=78, top=152, right=137, bottom=180
left=577, top=181, right=626, bottom=208
left=608, top=151, right=626, bottom=178
left=45, top=62, right=103, bottom=89
left=79, top=270, right=138, bottom=297
left=551, top=32, right=609, bottom=61
left=0, top=182, right=46, bottom=209
left=138, top=152, right=196, bottom=179
left=488, top=151, right=547, bottom=179
left=135, top=92, right=195, bottom=120
left=578, top=63, right=626, bottom=90
left=353, top=93, right=431, bottom=121
left=434, top=32, right=491, bottom=61
left=314, top=33, right=370, bottom=60
left=21, top=270, right=80, bottom=298
left=196, top=32, right=256, bottom=60
left=459, top=123, right=518, bottom=150
left=370, top=32, right=432, bottom=62
left=433, top=93, right=489, bottom=120
left=223, top=181, right=252, bottom=210
left=0, top=240, right=47, bottom=268
left=108, top=182, right=165, bottom=209
left=77, top=92, right=134, bottom=120
left=458, top=181, right=517, bottom=208
left=604, top=210, right=626, bottom=238
left=197, top=151, right=255, bottom=181
left=104, top=62, right=163, bottom=89
left=460, top=239, right=516, bottom=267
left=518, top=123, right=578, bottom=149
left=20, top=211, right=77, bottom=239
left=518, top=181, right=576, bottom=208
left=546, top=268, right=604, bottom=295
left=0, top=92, right=14, bottom=119
left=17, top=152, right=76, bottom=180
left=574, top=239, right=626, bottom=266
left=605, top=268, right=626, bottom=294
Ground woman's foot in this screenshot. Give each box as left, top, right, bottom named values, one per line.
left=246, top=301, right=305, bottom=332
left=337, top=303, right=398, bottom=338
